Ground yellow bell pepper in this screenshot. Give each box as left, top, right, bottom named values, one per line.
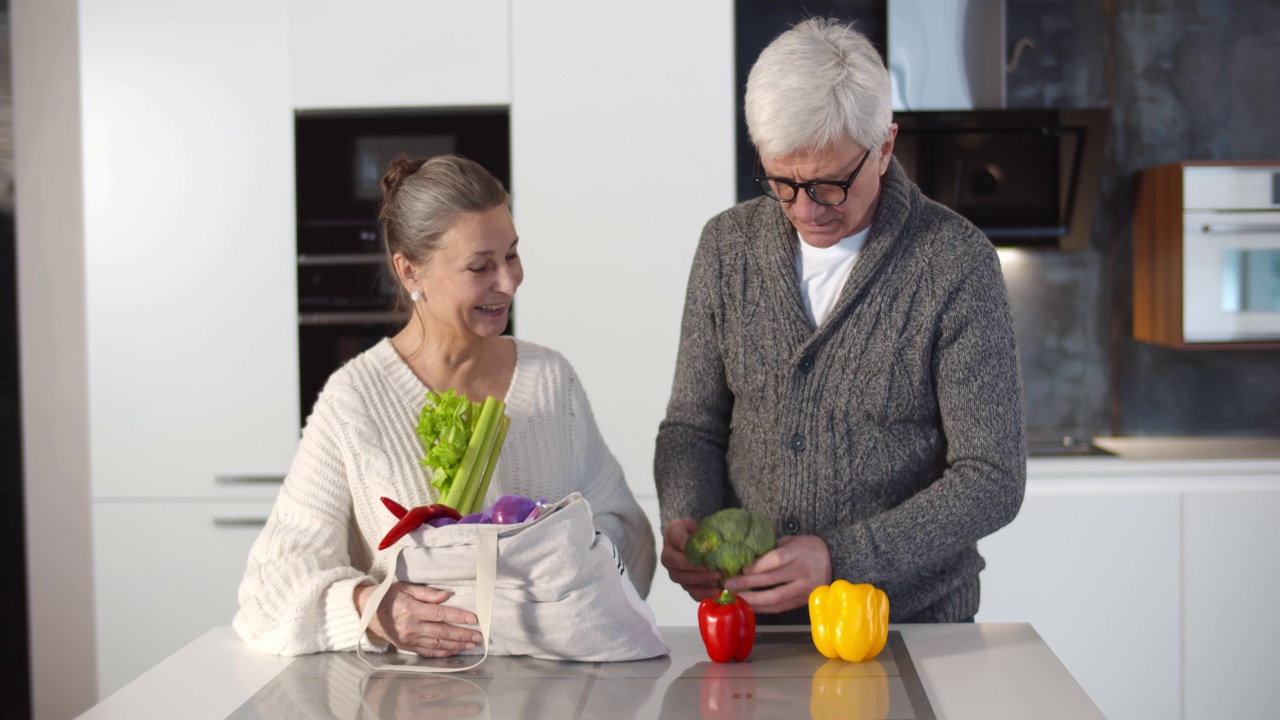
left=808, top=580, right=889, bottom=662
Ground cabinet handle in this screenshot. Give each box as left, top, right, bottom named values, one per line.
left=297, top=253, right=385, bottom=266
left=214, top=474, right=285, bottom=485
left=298, top=311, right=402, bottom=326
left=1200, top=223, right=1280, bottom=234
left=212, top=517, right=269, bottom=528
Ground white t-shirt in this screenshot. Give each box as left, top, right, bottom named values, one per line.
left=795, top=227, right=871, bottom=326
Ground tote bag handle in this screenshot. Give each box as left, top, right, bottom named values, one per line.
left=357, top=529, right=497, bottom=673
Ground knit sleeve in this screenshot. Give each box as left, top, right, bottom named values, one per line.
left=232, top=399, right=384, bottom=656
left=654, top=216, right=735, bottom=530
left=820, top=236, right=1027, bottom=585
left=566, top=365, right=657, bottom=598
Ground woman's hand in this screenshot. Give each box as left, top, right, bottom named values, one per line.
left=723, top=535, right=833, bottom=614
left=355, top=582, right=483, bottom=657
left=661, top=518, right=723, bottom=602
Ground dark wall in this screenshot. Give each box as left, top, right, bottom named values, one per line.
left=1004, top=0, right=1280, bottom=440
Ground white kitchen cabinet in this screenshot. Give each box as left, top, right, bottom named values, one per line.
left=977, top=488, right=1182, bottom=720
left=286, top=0, right=510, bottom=110
left=79, top=0, right=299, bottom=701
left=93, top=500, right=275, bottom=699
left=80, top=0, right=299, bottom=500
left=1182, top=486, right=1280, bottom=720
left=509, top=0, right=736, bottom=501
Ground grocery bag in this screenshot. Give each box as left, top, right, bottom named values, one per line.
left=356, top=493, right=669, bottom=672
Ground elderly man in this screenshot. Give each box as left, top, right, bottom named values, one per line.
left=654, top=17, right=1026, bottom=624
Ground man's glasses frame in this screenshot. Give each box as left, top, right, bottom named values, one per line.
left=753, top=148, right=873, bottom=206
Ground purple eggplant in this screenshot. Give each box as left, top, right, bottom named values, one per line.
left=456, top=512, right=485, bottom=524
left=486, top=494, right=538, bottom=525
left=426, top=516, right=458, bottom=528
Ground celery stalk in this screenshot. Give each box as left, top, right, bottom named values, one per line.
left=458, top=402, right=505, bottom=514
left=442, top=397, right=500, bottom=509
left=467, top=415, right=510, bottom=516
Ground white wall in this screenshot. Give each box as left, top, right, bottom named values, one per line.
left=12, top=0, right=98, bottom=717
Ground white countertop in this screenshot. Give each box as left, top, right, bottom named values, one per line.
left=78, top=624, right=1101, bottom=720
left=1091, top=435, right=1280, bottom=461
left=1025, top=436, right=1280, bottom=487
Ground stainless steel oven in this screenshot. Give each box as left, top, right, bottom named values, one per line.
left=295, top=109, right=510, bottom=422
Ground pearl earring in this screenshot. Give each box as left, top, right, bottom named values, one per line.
left=410, top=290, right=422, bottom=302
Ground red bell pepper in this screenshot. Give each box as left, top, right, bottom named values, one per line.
left=376, top=499, right=462, bottom=550
left=698, top=589, right=756, bottom=663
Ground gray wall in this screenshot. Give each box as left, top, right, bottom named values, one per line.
left=1004, top=0, right=1280, bottom=441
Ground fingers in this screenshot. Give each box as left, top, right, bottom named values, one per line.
left=402, top=583, right=454, bottom=604
left=662, top=517, right=699, bottom=553
left=735, top=581, right=811, bottom=614
left=399, top=584, right=479, bottom=626
left=403, top=625, right=481, bottom=656
left=661, top=541, right=709, bottom=573
left=372, top=583, right=484, bottom=656
left=721, top=535, right=832, bottom=613
left=660, top=524, right=723, bottom=601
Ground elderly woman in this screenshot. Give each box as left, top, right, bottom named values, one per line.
left=236, top=155, right=655, bottom=657
left=655, top=18, right=1026, bottom=624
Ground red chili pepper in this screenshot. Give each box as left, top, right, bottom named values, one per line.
left=376, top=502, right=462, bottom=550
left=698, top=589, right=756, bottom=663
left=381, top=496, right=409, bottom=519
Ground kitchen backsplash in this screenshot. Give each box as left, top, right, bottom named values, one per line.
left=1002, top=0, right=1280, bottom=441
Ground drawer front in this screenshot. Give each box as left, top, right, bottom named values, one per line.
left=93, top=500, right=275, bottom=700
left=1183, top=166, right=1280, bottom=211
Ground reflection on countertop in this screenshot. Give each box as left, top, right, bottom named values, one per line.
left=223, top=630, right=933, bottom=720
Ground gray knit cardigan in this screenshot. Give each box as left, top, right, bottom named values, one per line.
left=655, top=158, right=1027, bottom=624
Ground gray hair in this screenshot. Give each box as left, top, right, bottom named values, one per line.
left=745, top=17, right=893, bottom=159
left=378, top=154, right=510, bottom=269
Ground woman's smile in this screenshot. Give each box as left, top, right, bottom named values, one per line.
left=476, top=302, right=509, bottom=316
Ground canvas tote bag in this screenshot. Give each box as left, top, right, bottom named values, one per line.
left=356, top=493, right=669, bottom=672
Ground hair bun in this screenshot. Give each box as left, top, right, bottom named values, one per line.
left=380, top=156, right=430, bottom=204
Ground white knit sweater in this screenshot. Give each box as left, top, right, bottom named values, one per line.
left=233, top=337, right=656, bottom=656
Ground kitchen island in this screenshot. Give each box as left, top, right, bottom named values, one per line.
left=78, top=624, right=1100, bottom=719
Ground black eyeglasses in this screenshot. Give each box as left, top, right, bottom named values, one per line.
left=753, top=148, right=872, bottom=206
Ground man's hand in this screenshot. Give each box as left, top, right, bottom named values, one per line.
left=723, top=535, right=833, bottom=614
left=661, top=518, right=723, bottom=602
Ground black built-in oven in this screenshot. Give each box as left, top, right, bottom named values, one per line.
left=295, top=109, right=511, bottom=423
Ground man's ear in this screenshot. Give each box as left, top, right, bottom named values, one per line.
left=878, top=123, right=899, bottom=175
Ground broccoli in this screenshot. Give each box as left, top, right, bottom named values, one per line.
left=685, top=508, right=776, bottom=578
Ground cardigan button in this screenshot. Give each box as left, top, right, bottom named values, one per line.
left=789, top=434, right=806, bottom=452
left=783, top=517, right=800, bottom=534
left=798, top=356, right=814, bottom=373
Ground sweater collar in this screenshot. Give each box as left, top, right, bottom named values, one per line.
left=826, top=156, right=915, bottom=319
left=755, top=156, right=916, bottom=336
